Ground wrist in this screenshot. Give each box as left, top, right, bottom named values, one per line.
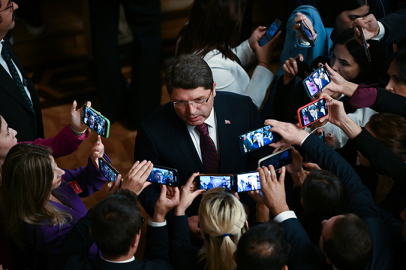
left=174, top=206, right=186, bottom=216
left=271, top=203, right=290, bottom=217
left=153, top=212, right=166, bottom=223
left=258, top=62, right=270, bottom=70
left=342, top=81, right=359, bottom=97
left=339, top=116, right=362, bottom=139
left=70, top=123, right=87, bottom=137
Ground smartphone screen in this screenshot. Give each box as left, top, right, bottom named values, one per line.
left=82, top=105, right=110, bottom=138
left=236, top=172, right=262, bottom=192
left=258, top=148, right=292, bottom=170
left=258, top=18, right=282, bottom=47
left=300, top=20, right=315, bottom=47
left=197, top=175, right=233, bottom=190
left=357, top=26, right=371, bottom=62
left=297, top=98, right=329, bottom=128
left=302, top=66, right=331, bottom=98
left=148, top=166, right=178, bottom=187
left=99, top=158, right=119, bottom=182
left=238, top=126, right=274, bottom=154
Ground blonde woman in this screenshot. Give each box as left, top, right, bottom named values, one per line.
left=171, top=173, right=247, bottom=270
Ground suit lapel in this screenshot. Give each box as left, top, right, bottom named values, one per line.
left=0, top=39, right=34, bottom=112
left=214, top=93, right=234, bottom=170
left=164, top=106, right=204, bottom=173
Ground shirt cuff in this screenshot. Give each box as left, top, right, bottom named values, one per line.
left=274, top=211, right=297, bottom=223
left=148, top=219, right=167, bottom=227
left=371, top=21, right=385, bottom=41
left=300, top=133, right=311, bottom=146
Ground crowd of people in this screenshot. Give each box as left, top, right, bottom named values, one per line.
left=1, top=0, right=406, bottom=269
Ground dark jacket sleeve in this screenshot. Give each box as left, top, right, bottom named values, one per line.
left=352, top=129, right=406, bottom=181
left=56, top=211, right=93, bottom=270
left=377, top=1, right=406, bottom=45
left=301, top=134, right=394, bottom=270
left=134, top=121, right=162, bottom=217
left=370, top=87, right=406, bottom=117
left=281, top=218, right=323, bottom=270
left=143, top=224, right=172, bottom=268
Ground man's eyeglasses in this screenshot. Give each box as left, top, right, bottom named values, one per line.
left=172, top=90, right=212, bottom=108
left=0, top=0, right=15, bottom=22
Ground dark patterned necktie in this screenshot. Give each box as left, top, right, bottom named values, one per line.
left=1, top=41, right=36, bottom=132
left=195, top=123, right=219, bottom=173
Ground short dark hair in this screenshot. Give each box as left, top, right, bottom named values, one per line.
left=393, top=47, right=406, bottom=84
left=165, top=54, right=213, bottom=95
left=322, top=214, right=373, bottom=270
left=301, top=170, right=349, bottom=242
left=90, top=189, right=144, bottom=259
left=236, top=221, right=290, bottom=270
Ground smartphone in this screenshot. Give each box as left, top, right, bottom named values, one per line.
left=196, top=174, right=234, bottom=191
left=258, top=148, right=292, bottom=170
left=237, top=126, right=274, bottom=154
left=99, top=157, right=119, bottom=182
left=82, top=105, right=110, bottom=138
left=302, top=66, right=331, bottom=98
left=258, top=18, right=282, bottom=47
left=236, top=172, right=262, bottom=192
left=297, top=98, right=329, bottom=128
left=148, top=165, right=178, bottom=187
left=296, top=58, right=314, bottom=80
left=299, top=20, right=315, bottom=47
left=357, top=26, right=371, bottom=62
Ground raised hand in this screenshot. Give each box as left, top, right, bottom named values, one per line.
left=258, top=166, right=289, bottom=216
left=154, top=185, right=180, bottom=222
left=282, top=54, right=304, bottom=85
left=175, top=172, right=205, bottom=216
left=354, top=14, right=380, bottom=45
left=121, top=160, right=153, bottom=195
left=322, top=63, right=358, bottom=98
left=91, top=135, right=104, bottom=169
left=264, top=119, right=309, bottom=148
left=71, top=100, right=90, bottom=135
left=249, top=26, right=281, bottom=69
left=293, top=12, right=317, bottom=40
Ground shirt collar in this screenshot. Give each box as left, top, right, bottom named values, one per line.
left=101, top=256, right=135, bottom=264
left=187, top=107, right=215, bottom=132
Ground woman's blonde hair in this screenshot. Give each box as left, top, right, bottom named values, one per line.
left=0, top=144, right=71, bottom=248
left=198, top=187, right=247, bottom=270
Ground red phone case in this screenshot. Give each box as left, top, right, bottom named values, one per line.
left=297, top=98, right=328, bottom=128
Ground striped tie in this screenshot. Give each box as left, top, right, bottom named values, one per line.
left=195, top=123, right=219, bottom=173
left=1, top=41, right=37, bottom=132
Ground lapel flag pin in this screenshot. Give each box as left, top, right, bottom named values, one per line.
left=225, top=120, right=231, bottom=124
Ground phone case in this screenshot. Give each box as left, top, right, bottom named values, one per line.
left=257, top=148, right=292, bottom=168
left=297, top=98, right=328, bottom=128
left=98, top=157, right=119, bottom=181
left=82, top=105, right=111, bottom=138
left=300, top=20, right=315, bottom=47
left=258, top=19, right=282, bottom=47
left=296, top=59, right=314, bottom=80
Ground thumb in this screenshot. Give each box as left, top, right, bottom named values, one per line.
left=159, top=184, right=167, bottom=199
left=71, top=100, right=77, bottom=114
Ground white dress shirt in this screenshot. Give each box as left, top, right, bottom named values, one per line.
left=0, top=39, right=32, bottom=101
left=187, top=107, right=219, bottom=161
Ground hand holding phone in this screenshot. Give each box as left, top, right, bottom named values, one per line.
left=296, top=58, right=314, bottom=80
left=258, top=18, right=282, bottom=47
left=257, top=166, right=288, bottom=216
left=176, top=172, right=206, bottom=216
left=297, top=98, right=329, bottom=128
left=302, top=66, right=331, bottom=98
left=258, top=148, right=292, bottom=170
left=196, top=174, right=234, bottom=191
left=82, top=105, right=110, bottom=138
left=299, top=20, right=315, bottom=47
left=148, top=165, right=179, bottom=187
left=99, top=157, right=119, bottom=182
left=121, top=160, right=153, bottom=195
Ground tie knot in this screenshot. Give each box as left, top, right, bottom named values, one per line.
left=195, top=123, right=208, bottom=135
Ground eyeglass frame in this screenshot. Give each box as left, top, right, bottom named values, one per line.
left=0, top=0, right=15, bottom=21
left=172, top=90, right=213, bottom=109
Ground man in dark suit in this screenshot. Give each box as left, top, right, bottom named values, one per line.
left=263, top=119, right=393, bottom=270
left=134, top=54, right=268, bottom=228
left=0, top=0, right=44, bottom=141
left=57, top=187, right=176, bottom=270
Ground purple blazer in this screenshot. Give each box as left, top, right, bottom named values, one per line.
left=26, top=154, right=109, bottom=269
left=20, top=124, right=90, bottom=158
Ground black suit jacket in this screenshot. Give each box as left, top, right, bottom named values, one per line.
left=56, top=212, right=173, bottom=270
left=134, top=92, right=268, bottom=217
left=0, top=37, right=44, bottom=141
left=301, top=134, right=393, bottom=270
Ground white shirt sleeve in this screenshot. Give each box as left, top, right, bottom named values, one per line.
left=274, top=210, right=297, bottom=223
left=148, top=219, right=167, bottom=227
left=371, top=21, right=385, bottom=41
